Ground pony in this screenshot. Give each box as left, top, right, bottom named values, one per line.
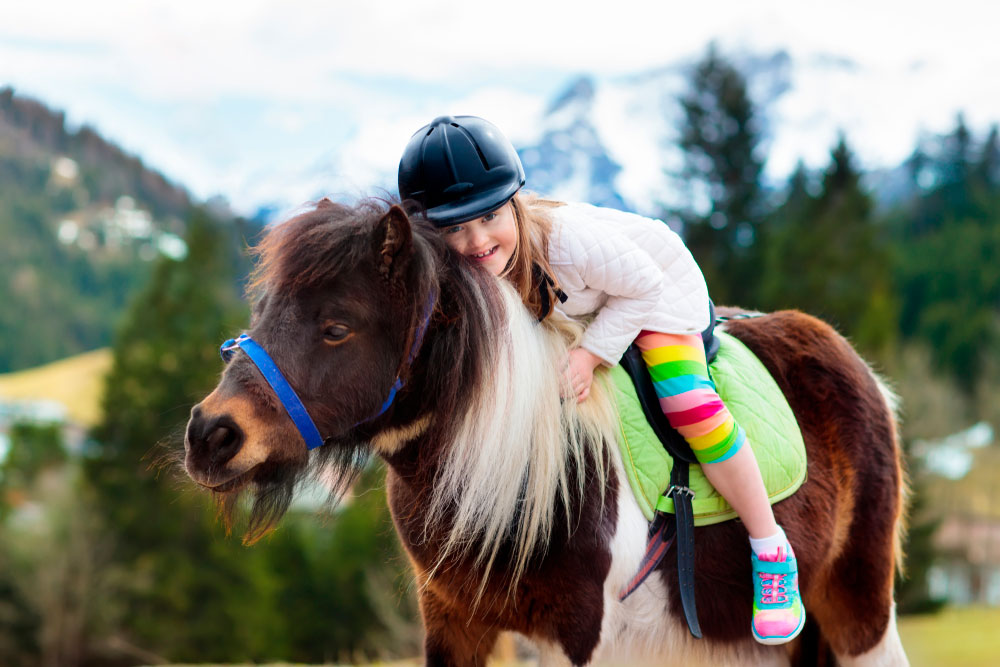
left=182, top=198, right=910, bottom=666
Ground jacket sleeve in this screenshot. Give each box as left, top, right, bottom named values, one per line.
left=561, top=221, right=667, bottom=366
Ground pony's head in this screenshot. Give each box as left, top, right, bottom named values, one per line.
left=183, top=199, right=449, bottom=539
left=183, top=197, right=616, bottom=594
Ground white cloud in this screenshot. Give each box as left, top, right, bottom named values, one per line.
left=3, top=0, right=1000, bottom=213
left=8, top=1, right=999, bottom=94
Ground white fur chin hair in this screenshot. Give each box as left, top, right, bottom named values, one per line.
left=424, top=282, right=619, bottom=602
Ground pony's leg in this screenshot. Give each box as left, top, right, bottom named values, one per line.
left=800, top=515, right=904, bottom=663
left=832, top=604, right=909, bottom=667
left=419, top=588, right=499, bottom=667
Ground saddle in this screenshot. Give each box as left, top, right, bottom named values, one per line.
left=615, top=306, right=806, bottom=638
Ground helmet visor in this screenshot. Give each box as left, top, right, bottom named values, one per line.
left=423, top=181, right=522, bottom=228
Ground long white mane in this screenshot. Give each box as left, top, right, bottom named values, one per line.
left=424, top=282, right=620, bottom=601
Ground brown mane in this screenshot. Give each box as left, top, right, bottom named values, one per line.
left=249, top=198, right=400, bottom=297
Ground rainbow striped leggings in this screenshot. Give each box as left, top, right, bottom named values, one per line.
left=635, top=330, right=746, bottom=464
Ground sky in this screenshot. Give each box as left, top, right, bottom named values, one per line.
left=3, top=0, right=1000, bottom=217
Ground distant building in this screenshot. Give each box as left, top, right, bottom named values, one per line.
left=930, top=516, right=1000, bottom=605
left=918, top=422, right=1000, bottom=607
left=0, top=398, right=86, bottom=462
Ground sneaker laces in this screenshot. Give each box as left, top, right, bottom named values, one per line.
left=758, top=546, right=789, bottom=605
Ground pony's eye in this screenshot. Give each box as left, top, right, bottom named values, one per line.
left=323, top=324, right=351, bottom=344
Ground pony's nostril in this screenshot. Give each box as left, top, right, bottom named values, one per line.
left=206, top=425, right=231, bottom=450
left=206, top=419, right=243, bottom=465
left=186, top=413, right=243, bottom=467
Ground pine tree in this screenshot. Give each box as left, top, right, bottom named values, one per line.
left=761, top=136, right=896, bottom=357
left=0, top=425, right=49, bottom=665
left=0, top=422, right=66, bottom=497
left=906, top=114, right=989, bottom=236
left=761, top=160, right=812, bottom=243
left=0, top=568, right=40, bottom=667
left=87, top=207, right=246, bottom=555
left=973, top=124, right=1000, bottom=217
left=672, top=45, right=768, bottom=307
left=78, top=208, right=290, bottom=662
left=938, top=114, right=982, bottom=223
left=896, top=218, right=1000, bottom=386
left=894, top=119, right=1000, bottom=385
left=976, top=125, right=1000, bottom=187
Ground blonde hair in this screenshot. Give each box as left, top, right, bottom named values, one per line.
left=503, top=192, right=566, bottom=320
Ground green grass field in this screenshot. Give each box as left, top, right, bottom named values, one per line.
left=898, top=606, right=1000, bottom=666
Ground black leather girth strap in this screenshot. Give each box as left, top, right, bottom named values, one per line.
left=670, top=461, right=702, bottom=638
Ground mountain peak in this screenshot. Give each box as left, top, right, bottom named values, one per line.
left=547, top=76, right=596, bottom=115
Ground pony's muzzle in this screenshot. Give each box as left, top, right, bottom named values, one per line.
left=185, top=404, right=245, bottom=473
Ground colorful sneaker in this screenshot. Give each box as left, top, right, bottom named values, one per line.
left=751, top=546, right=806, bottom=645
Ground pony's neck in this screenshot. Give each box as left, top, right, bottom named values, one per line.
left=378, top=262, right=506, bottom=473
left=382, top=276, right=617, bottom=594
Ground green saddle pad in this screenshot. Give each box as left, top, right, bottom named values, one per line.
left=608, top=329, right=806, bottom=526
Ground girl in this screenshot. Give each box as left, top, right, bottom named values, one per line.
left=397, top=115, right=804, bottom=645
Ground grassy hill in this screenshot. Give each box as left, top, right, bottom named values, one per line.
left=0, top=87, right=191, bottom=373
left=0, top=348, right=111, bottom=427
left=0, top=87, right=255, bottom=375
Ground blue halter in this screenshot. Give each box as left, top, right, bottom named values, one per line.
left=220, top=290, right=436, bottom=450
left=220, top=333, right=325, bottom=449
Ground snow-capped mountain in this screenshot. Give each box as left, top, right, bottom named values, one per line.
left=246, top=48, right=977, bottom=224
left=248, top=65, right=693, bottom=222
left=517, top=76, right=628, bottom=211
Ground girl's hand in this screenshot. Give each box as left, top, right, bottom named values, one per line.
left=563, top=348, right=603, bottom=403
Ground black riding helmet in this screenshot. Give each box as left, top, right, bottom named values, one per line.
left=398, top=115, right=525, bottom=228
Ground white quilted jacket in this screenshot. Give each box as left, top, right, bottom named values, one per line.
left=547, top=202, right=710, bottom=366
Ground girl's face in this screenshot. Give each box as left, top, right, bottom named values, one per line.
left=442, top=202, right=518, bottom=276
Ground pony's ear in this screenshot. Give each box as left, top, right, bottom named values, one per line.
left=375, top=205, right=413, bottom=279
